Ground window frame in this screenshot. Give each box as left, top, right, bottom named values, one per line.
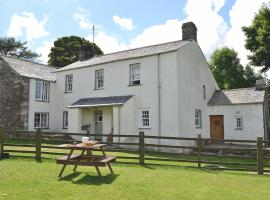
left=235, top=116, right=243, bottom=130
left=95, top=69, right=104, bottom=90
left=65, top=74, right=73, bottom=93
left=130, top=63, right=141, bottom=86
left=195, top=109, right=202, bottom=128
left=63, top=111, right=68, bottom=129
left=139, top=109, right=151, bottom=129
left=34, top=112, right=49, bottom=129
left=35, top=80, right=49, bottom=102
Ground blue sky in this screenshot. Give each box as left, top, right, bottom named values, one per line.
left=0, top=0, right=267, bottom=66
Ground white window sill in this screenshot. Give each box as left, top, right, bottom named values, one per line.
left=235, top=127, right=243, bottom=130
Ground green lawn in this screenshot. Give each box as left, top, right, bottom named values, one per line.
left=1, top=155, right=270, bottom=200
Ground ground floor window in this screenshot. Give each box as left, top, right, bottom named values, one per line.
left=63, top=111, right=68, bottom=129
left=34, top=113, right=49, bottom=129
left=139, top=109, right=150, bottom=128
left=195, top=109, right=202, bottom=128
left=235, top=116, right=243, bottom=129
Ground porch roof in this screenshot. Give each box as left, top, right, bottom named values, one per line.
left=68, top=95, right=133, bottom=108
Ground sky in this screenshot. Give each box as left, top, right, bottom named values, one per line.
left=0, top=0, right=268, bottom=69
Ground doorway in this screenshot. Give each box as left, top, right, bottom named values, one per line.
left=210, top=115, right=224, bottom=139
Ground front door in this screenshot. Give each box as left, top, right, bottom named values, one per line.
left=95, top=111, right=103, bottom=140
left=210, top=115, right=224, bottom=139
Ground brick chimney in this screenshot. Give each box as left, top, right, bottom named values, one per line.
left=79, top=45, right=91, bottom=61
left=182, top=22, right=197, bottom=42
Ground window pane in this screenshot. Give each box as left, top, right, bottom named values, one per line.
left=95, top=70, right=104, bottom=89
left=35, top=80, right=43, bottom=100
left=34, top=113, right=40, bottom=128
left=140, top=110, right=150, bottom=128
left=130, top=64, right=140, bottom=85
left=65, top=75, right=73, bottom=92
left=43, top=82, right=49, bottom=101
left=63, top=111, right=68, bottom=128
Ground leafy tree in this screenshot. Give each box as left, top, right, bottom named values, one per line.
left=242, top=4, right=270, bottom=72
left=209, top=47, right=262, bottom=89
left=243, top=65, right=264, bottom=87
left=48, top=36, right=103, bottom=68
left=0, top=37, right=39, bottom=60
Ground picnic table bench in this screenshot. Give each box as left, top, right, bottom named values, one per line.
left=56, top=143, right=116, bottom=178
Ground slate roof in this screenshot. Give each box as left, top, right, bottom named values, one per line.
left=56, top=40, right=191, bottom=72
left=1, top=56, right=56, bottom=81
left=69, top=95, right=134, bottom=108
left=208, top=87, right=265, bottom=106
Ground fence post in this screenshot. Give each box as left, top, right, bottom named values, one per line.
left=139, top=131, right=145, bottom=165
left=256, top=137, right=263, bottom=175
left=197, top=134, right=202, bottom=168
left=36, top=128, right=42, bottom=161
left=0, top=126, right=4, bottom=159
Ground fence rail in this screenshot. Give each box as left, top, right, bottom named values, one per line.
left=0, top=127, right=269, bottom=175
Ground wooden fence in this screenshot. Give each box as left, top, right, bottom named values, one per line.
left=0, top=127, right=269, bottom=175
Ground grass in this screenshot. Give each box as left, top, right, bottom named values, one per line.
left=1, top=138, right=270, bottom=199
left=1, top=156, right=270, bottom=200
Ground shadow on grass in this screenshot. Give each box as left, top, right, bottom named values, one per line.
left=60, top=172, right=119, bottom=185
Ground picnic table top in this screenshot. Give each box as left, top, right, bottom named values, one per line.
left=66, top=143, right=106, bottom=150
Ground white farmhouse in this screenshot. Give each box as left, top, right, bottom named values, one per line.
left=0, top=22, right=269, bottom=142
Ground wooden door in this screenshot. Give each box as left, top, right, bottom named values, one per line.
left=210, top=115, right=224, bottom=139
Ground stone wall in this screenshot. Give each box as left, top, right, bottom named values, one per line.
left=0, top=58, right=29, bottom=130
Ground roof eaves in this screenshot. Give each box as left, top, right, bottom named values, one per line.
left=55, top=49, right=180, bottom=73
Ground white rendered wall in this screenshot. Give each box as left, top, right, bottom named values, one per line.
left=28, top=78, right=55, bottom=131
left=176, top=41, right=218, bottom=139
left=208, top=104, right=264, bottom=140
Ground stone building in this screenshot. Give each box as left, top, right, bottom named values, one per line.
left=0, top=56, right=55, bottom=130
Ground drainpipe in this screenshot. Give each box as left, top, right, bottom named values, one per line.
left=157, top=54, right=161, bottom=146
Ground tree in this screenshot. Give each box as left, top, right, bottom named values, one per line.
left=48, top=36, right=103, bottom=68
left=243, top=65, right=264, bottom=87
left=209, top=47, right=262, bottom=89
left=0, top=37, right=39, bottom=60
left=242, top=4, right=270, bottom=72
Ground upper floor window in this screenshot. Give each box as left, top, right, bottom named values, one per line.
left=195, top=109, right=202, bottom=128
left=65, top=74, right=73, bottom=93
left=130, top=63, right=141, bottom=86
left=35, top=80, right=49, bottom=102
left=63, top=111, right=68, bottom=129
left=235, top=116, right=243, bottom=130
left=95, top=69, right=104, bottom=89
left=34, top=112, right=49, bottom=129
left=139, top=109, right=150, bottom=128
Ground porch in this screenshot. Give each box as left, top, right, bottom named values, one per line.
left=67, top=95, right=133, bottom=140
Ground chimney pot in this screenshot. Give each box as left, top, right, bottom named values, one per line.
left=79, top=45, right=91, bottom=61
left=255, top=79, right=266, bottom=91
left=182, top=22, right=197, bottom=42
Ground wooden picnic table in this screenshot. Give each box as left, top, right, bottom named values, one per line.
left=56, top=143, right=116, bottom=178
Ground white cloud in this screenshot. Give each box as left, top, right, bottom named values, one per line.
left=36, top=40, right=54, bottom=64
left=73, top=8, right=92, bottom=29
left=7, top=12, right=49, bottom=41
left=130, top=20, right=182, bottom=48
left=87, top=32, right=128, bottom=54
left=184, top=0, right=227, bottom=57
left=113, top=15, right=135, bottom=31
left=225, top=0, right=267, bottom=66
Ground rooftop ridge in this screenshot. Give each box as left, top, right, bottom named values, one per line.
left=219, top=87, right=256, bottom=92
left=78, top=40, right=184, bottom=63
left=1, top=55, right=56, bottom=69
